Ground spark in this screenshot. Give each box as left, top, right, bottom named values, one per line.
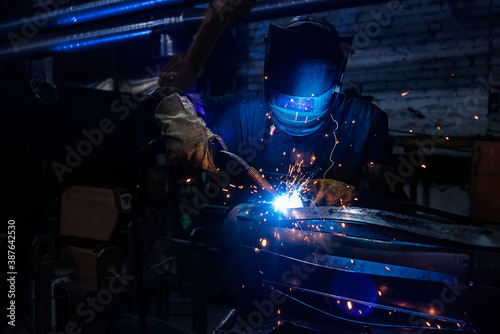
left=272, top=161, right=312, bottom=212
left=401, top=90, right=410, bottom=96
left=347, top=301, right=352, bottom=310
left=261, top=239, right=267, bottom=247
left=270, top=125, right=276, bottom=136
left=474, top=115, right=479, bottom=120
left=186, top=178, right=191, bottom=183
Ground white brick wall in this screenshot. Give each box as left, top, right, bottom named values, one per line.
left=234, top=0, right=499, bottom=137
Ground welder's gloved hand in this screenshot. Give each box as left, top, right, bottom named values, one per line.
left=154, top=93, right=226, bottom=173
left=307, top=179, right=358, bottom=207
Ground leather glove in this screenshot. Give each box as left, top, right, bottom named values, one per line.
left=307, top=179, right=358, bottom=207
left=154, top=93, right=225, bottom=172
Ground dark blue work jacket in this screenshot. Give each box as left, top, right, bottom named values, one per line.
left=202, top=90, right=392, bottom=188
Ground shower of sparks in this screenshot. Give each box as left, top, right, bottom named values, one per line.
left=273, top=161, right=312, bottom=212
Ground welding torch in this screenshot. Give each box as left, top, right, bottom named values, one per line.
left=216, top=150, right=277, bottom=197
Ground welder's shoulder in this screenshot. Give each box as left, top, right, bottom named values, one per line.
left=343, top=95, right=387, bottom=123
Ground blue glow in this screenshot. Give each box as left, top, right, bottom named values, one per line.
left=56, top=0, right=179, bottom=26
left=273, top=191, right=303, bottom=212
left=52, top=30, right=152, bottom=52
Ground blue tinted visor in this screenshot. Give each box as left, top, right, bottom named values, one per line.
left=269, top=87, right=333, bottom=123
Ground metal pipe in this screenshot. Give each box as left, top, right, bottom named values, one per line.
left=0, top=8, right=206, bottom=61
left=0, top=0, right=206, bottom=37
left=0, top=0, right=389, bottom=61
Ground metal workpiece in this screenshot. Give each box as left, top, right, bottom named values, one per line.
left=221, top=203, right=500, bottom=332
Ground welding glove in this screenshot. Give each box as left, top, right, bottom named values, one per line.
left=154, top=93, right=226, bottom=173
left=307, top=179, right=358, bottom=207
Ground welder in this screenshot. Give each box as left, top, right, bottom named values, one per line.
left=151, top=15, right=403, bottom=207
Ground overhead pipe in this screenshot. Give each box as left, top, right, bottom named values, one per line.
left=0, top=0, right=389, bottom=61
left=0, top=7, right=206, bottom=61
left=0, top=0, right=207, bottom=38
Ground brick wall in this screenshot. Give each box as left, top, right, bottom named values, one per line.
left=234, top=0, right=500, bottom=137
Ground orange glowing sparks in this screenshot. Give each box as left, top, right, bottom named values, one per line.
left=186, top=178, right=191, bottom=183
left=261, top=239, right=267, bottom=247
left=474, top=115, right=479, bottom=120
left=347, top=301, right=352, bottom=310
left=409, top=129, right=413, bottom=133
left=446, top=136, right=449, bottom=140
left=401, top=90, right=410, bottom=96
left=421, top=164, right=427, bottom=168
left=437, top=126, right=441, bottom=130
left=341, top=222, right=346, bottom=228
left=378, top=291, right=382, bottom=296
left=264, top=76, right=268, bottom=80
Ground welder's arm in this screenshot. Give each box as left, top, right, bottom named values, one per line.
left=154, top=92, right=226, bottom=172
left=170, top=0, right=256, bottom=91
left=307, top=179, right=358, bottom=207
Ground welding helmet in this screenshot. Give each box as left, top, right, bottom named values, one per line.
left=264, top=16, right=353, bottom=136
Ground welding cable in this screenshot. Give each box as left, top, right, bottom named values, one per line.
left=322, top=114, right=339, bottom=179
left=216, top=150, right=277, bottom=196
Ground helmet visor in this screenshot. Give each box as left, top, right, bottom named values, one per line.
left=268, top=86, right=333, bottom=124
